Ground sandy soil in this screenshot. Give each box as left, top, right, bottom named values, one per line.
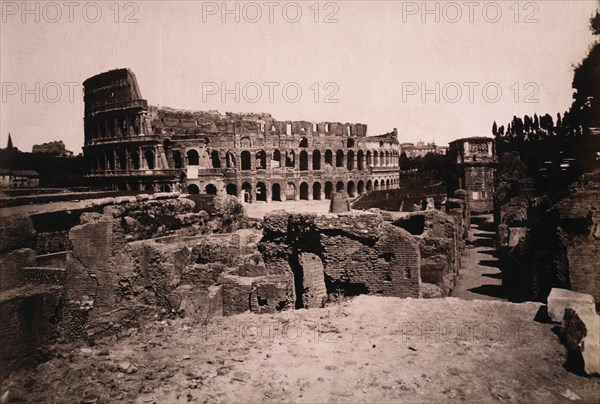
left=3, top=296, right=599, bottom=403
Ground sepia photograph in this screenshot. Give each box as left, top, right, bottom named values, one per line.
left=0, top=0, right=599, bottom=402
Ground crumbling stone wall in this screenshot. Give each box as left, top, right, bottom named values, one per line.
left=393, top=210, right=463, bottom=297
left=260, top=212, right=421, bottom=304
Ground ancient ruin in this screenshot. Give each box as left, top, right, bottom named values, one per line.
left=83, top=69, right=400, bottom=200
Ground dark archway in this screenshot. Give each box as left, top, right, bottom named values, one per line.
left=211, top=150, right=221, bottom=168
left=299, top=150, right=309, bottom=171
left=187, top=149, right=199, bottom=166
left=118, top=150, right=126, bottom=170
left=299, top=137, right=309, bottom=148
left=285, top=150, right=295, bottom=168
left=325, top=181, right=333, bottom=199
left=312, top=150, right=321, bottom=170
left=357, top=150, right=364, bottom=170
left=286, top=182, right=296, bottom=201
left=357, top=180, right=364, bottom=194
left=366, top=180, right=373, bottom=192
left=300, top=182, right=309, bottom=200
left=187, top=184, right=200, bottom=194
left=272, top=150, right=281, bottom=168
left=336, top=181, right=344, bottom=192
left=313, top=182, right=322, bottom=200
left=242, top=182, right=252, bottom=203
left=347, top=150, right=355, bottom=170
left=272, top=183, right=282, bottom=201
left=226, top=183, right=237, bottom=196
left=256, top=182, right=267, bottom=201
left=144, top=150, right=155, bottom=169
left=256, top=150, right=267, bottom=169
left=374, top=180, right=379, bottom=191
left=173, top=150, right=182, bottom=169
left=325, top=150, right=333, bottom=166
left=241, top=151, right=251, bottom=170
left=347, top=181, right=356, bottom=197
left=205, top=184, right=217, bottom=195
left=336, top=150, right=344, bottom=168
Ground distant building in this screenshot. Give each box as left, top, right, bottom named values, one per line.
left=401, top=141, right=447, bottom=158
left=447, top=137, right=496, bottom=214
left=0, top=169, right=40, bottom=188
left=32, top=140, right=73, bottom=157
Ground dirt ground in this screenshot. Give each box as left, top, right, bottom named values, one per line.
left=3, top=296, right=599, bottom=403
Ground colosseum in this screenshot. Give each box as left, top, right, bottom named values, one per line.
left=83, top=69, right=400, bottom=201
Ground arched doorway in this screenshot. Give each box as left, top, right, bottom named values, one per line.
left=357, top=180, right=364, bottom=195
left=211, top=150, right=221, bottom=168
left=336, top=181, right=344, bottom=192
left=299, top=137, right=309, bottom=147
left=187, top=149, right=199, bottom=166
left=187, top=184, right=200, bottom=194
left=313, top=182, right=322, bottom=200
left=144, top=150, right=155, bottom=169
left=357, top=150, right=364, bottom=170
left=241, top=151, right=251, bottom=170
left=336, top=150, right=344, bottom=167
left=347, top=150, right=355, bottom=170
left=242, top=182, right=252, bottom=202
left=205, top=184, right=217, bottom=195
left=324, top=181, right=333, bottom=199
left=272, top=150, right=281, bottom=168
left=299, top=151, right=309, bottom=171
left=374, top=180, right=379, bottom=191
left=285, top=182, right=296, bottom=201
left=312, top=150, right=321, bottom=170
left=300, top=182, right=309, bottom=200
left=256, top=150, right=266, bottom=169
left=325, top=150, right=333, bottom=166
left=366, top=180, right=373, bottom=192
left=272, top=183, right=282, bottom=201
left=256, top=182, right=267, bottom=201
left=226, top=183, right=237, bottom=196
left=347, top=181, right=356, bottom=197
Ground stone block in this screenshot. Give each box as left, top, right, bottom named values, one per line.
left=547, top=288, right=596, bottom=323
left=562, top=307, right=600, bottom=376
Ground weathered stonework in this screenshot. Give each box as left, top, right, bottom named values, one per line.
left=82, top=69, right=400, bottom=199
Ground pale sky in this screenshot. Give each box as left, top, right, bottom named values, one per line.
left=1, top=0, right=598, bottom=153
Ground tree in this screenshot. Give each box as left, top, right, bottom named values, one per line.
left=492, top=121, right=498, bottom=136
left=6, top=133, right=13, bottom=149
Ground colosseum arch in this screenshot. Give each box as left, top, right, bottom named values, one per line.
left=357, top=180, right=365, bottom=194
left=272, top=150, right=281, bottom=168
left=226, top=183, right=237, bottom=196
left=241, top=182, right=252, bottom=202
left=107, top=153, right=115, bottom=171
left=256, top=182, right=267, bottom=201
left=366, top=180, right=373, bottom=192
left=347, top=181, right=356, bottom=197
left=272, top=183, right=282, bottom=201
left=285, top=150, right=295, bottom=168
left=144, top=150, right=155, bottom=169
left=205, top=184, right=217, bottom=195
left=299, top=151, right=309, bottom=171
left=312, top=150, right=321, bottom=170
left=211, top=150, right=221, bottom=168
left=241, top=151, right=252, bottom=170
left=313, top=182, right=322, bottom=200
left=336, top=150, right=344, bottom=168
left=118, top=150, right=126, bottom=170
left=187, top=149, right=199, bottom=166
left=325, top=150, right=333, bottom=166
left=374, top=180, right=379, bottom=191
left=187, top=184, right=200, bottom=194
left=285, top=182, right=296, bottom=200
left=357, top=150, right=364, bottom=170
left=373, top=150, right=379, bottom=166
left=256, top=150, right=267, bottom=169
left=300, top=182, right=309, bottom=200
left=173, top=150, right=182, bottom=168
left=347, top=137, right=355, bottom=148
left=336, top=180, right=344, bottom=192
left=386, top=179, right=391, bottom=189
left=366, top=150, right=372, bottom=167
left=225, top=150, right=236, bottom=168
left=347, top=150, right=355, bottom=170
left=324, top=181, right=333, bottom=199
left=299, top=137, right=309, bottom=148
left=240, top=136, right=251, bottom=148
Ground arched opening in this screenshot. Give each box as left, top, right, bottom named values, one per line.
left=205, top=184, right=217, bottom=195
left=347, top=138, right=355, bottom=148
left=242, top=182, right=252, bottom=203
left=374, top=180, right=379, bottom=191
left=366, top=180, right=373, bottom=192
left=312, top=150, right=321, bottom=170
left=300, top=182, right=309, bottom=200
left=336, top=150, right=344, bottom=168
left=256, top=150, right=266, bottom=169
left=357, top=150, right=364, bottom=170
left=256, top=182, right=267, bottom=201
left=373, top=151, right=379, bottom=167
left=313, top=182, right=322, bottom=200
left=107, top=153, right=115, bottom=171
left=144, top=183, right=154, bottom=192
left=272, top=183, right=281, bottom=201
left=241, top=151, right=251, bottom=170
left=366, top=150, right=372, bottom=167
left=325, top=150, right=333, bottom=166
left=118, top=150, right=126, bottom=170
left=240, top=137, right=251, bottom=148
left=211, top=150, right=221, bottom=168
left=144, top=150, right=155, bottom=169
left=384, top=151, right=390, bottom=166
left=131, top=150, right=140, bottom=170
left=226, top=151, right=236, bottom=168
left=299, top=151, right=309, bottom=171
left=272, top=150, right=281, bottom=168
left=286, top=182, right=296, bottom=201
left=347, top=181, right=356, bottom=197
left=336, top=181, right=344, bottom=192
left=226, top=183, right=237, bottom=196
left=173, top=151, right=182, bottom=169
left=324, top=181, right=333, bottom=199
left=159, top=184, right=171, bottom=192
left=357, top=180, right=365, bottom=194
left=285, top=150, right=295, bottom=168
left=187, top=149, right=199, bottom=166
left=187, top=184, right=200, bottom=194
left=299, top=137, right=309, bottom=147
left=386, top=179, right=391, bottom=189
left=347, top=150, right=355, bottom=170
